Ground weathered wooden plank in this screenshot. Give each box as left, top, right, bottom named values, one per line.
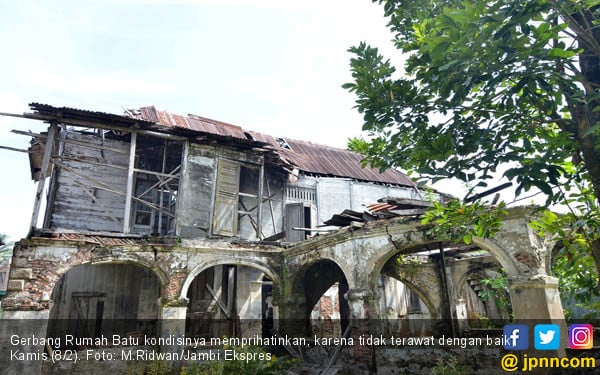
left=54, top=156, right=128, bottom=170
left=205, top=284, right=231, bottom=319
left=0, top=145, right=30, bottom=153
left=12, top=129, right=129, bottom=154
left=257, top=162, right=264, bottom=239
left=30, top=124, right=57, bottom=231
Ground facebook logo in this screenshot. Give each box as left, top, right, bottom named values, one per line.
left=504, top=324, right=529, bottom=350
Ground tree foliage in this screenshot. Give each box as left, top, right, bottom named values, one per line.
left=344, top=0, right=600, bottom=270
left=421, top=200, right=508, bottom=244
left=529, top=186, right=600, bottom=318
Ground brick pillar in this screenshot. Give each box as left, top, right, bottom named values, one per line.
left=346, top=288, right=379, bottom=373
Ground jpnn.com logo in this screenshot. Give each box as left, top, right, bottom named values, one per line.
left=504, top=324, right=529, bottom=350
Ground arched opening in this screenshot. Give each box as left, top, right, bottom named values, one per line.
left=457, top=267, right=512, bottom=328
left=47, top=263, right=160, bottom=346
left=301, top=259, right=350, bottom=337
left=379, top=253, right=434, bottom=336
left=185, top=264, right=273, bottom=338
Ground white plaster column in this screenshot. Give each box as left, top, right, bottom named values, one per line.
left=1, top=309, right=50, bottom=375
left=509, top=276, right=568, bottom=354
left=345, top=288, right=379, bottom=372
left=272, top=294, right=307, bottom=337
left=159, top=305, right=187, bottom=353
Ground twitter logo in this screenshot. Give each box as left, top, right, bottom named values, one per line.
left=534, top=324, right=560, bottom=350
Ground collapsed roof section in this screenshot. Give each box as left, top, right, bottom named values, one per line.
left=130, top=105, right=416, bottom=186
left=26, top=103, right=416, bottom=187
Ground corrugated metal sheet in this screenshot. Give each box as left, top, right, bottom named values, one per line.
left=29, top=103, right=416, bottom=187
left=131, top=107, right=414, bottom=185
left=277, top=138, right=415, bottom=186
left=136, top=106, right=250, bottom=140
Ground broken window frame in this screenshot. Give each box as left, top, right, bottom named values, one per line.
left=130, top=136, right=184, bottom=235
left=211, top=155, right=266, bottom=239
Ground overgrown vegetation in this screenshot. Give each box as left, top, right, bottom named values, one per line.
left=124, top=358, right=172, bottom=375
left=530, top=187, right=600, bottom=319
left=477, top=271, right=511, bottom=314
left=344, top=0, right=600, bottom=285
left=431, top=356, right=474, bottom=375
left=421, top=200, right=508, bottom=244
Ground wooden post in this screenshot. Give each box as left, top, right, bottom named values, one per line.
left=227, top=266, right=235, bottom=315
left=29, top=123, right=57, bottom=232
left=264, top=171, right=277, bottom=233
left=256, top=161, right=264, bottom=239
left=123, top=130, right=137, bottom=233
left=43, top=127, right=66, bottom=229
left=157, top=139, right=168, bottom=234
left=175, top=140, right=188, bottom=236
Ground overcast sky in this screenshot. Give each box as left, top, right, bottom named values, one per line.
left=0, top=0, right=463, bottom=241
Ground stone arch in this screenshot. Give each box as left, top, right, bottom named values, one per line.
left=86, top=255, right=170, bottom=287
left=286, top=258, right=352, bottom=337
left=182, top=258, right=279, bottom=339
left=367, top=240, right=437, bottom=291
left=454, top=264, right=512, bottom=321
left=288, top=256, right=354, bottom=298
left=455, top=262, right=502, bottom=300
left=361, top=208, right=564, bottom=326
left=180, top=257, right=281, bottom=300
left=380, top=266, right=438, bottom=320
left=470, top=237, right=522, bottom=278
left=368, top=239, right=522, bottom=321
left=47, top=262, right=162, bottom=343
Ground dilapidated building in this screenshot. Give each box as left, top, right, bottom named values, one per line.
left=0, top=104, right=567, bottom=374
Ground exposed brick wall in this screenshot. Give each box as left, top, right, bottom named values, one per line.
left=3, top=242, right=94, bottom=310
left=161, top=272, right=187, bottom=304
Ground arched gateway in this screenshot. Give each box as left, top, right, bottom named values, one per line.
left=2, top=207, right=565, bottom=372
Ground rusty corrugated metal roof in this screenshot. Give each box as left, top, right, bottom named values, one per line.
left=28, top=103, right=416, bottom=187
left=136, top=106, right=250, bottom=140
left=276, top=138, right=415, bottom=186
left=131, top=106, right=415, bottom=186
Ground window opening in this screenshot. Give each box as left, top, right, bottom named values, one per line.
left=131, top=137, right=183, bottom=235
left=213, top=158, right=266, bottom=239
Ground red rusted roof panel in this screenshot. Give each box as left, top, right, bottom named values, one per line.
left=28, top=103, right=415, bottom=187
left=133, top=107, right=416, bottom=186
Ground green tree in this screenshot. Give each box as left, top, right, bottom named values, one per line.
left=344, top=0, right=600, bottom=271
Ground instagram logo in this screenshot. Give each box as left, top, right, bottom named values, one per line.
left=569, top=324, right=593, bottom=349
